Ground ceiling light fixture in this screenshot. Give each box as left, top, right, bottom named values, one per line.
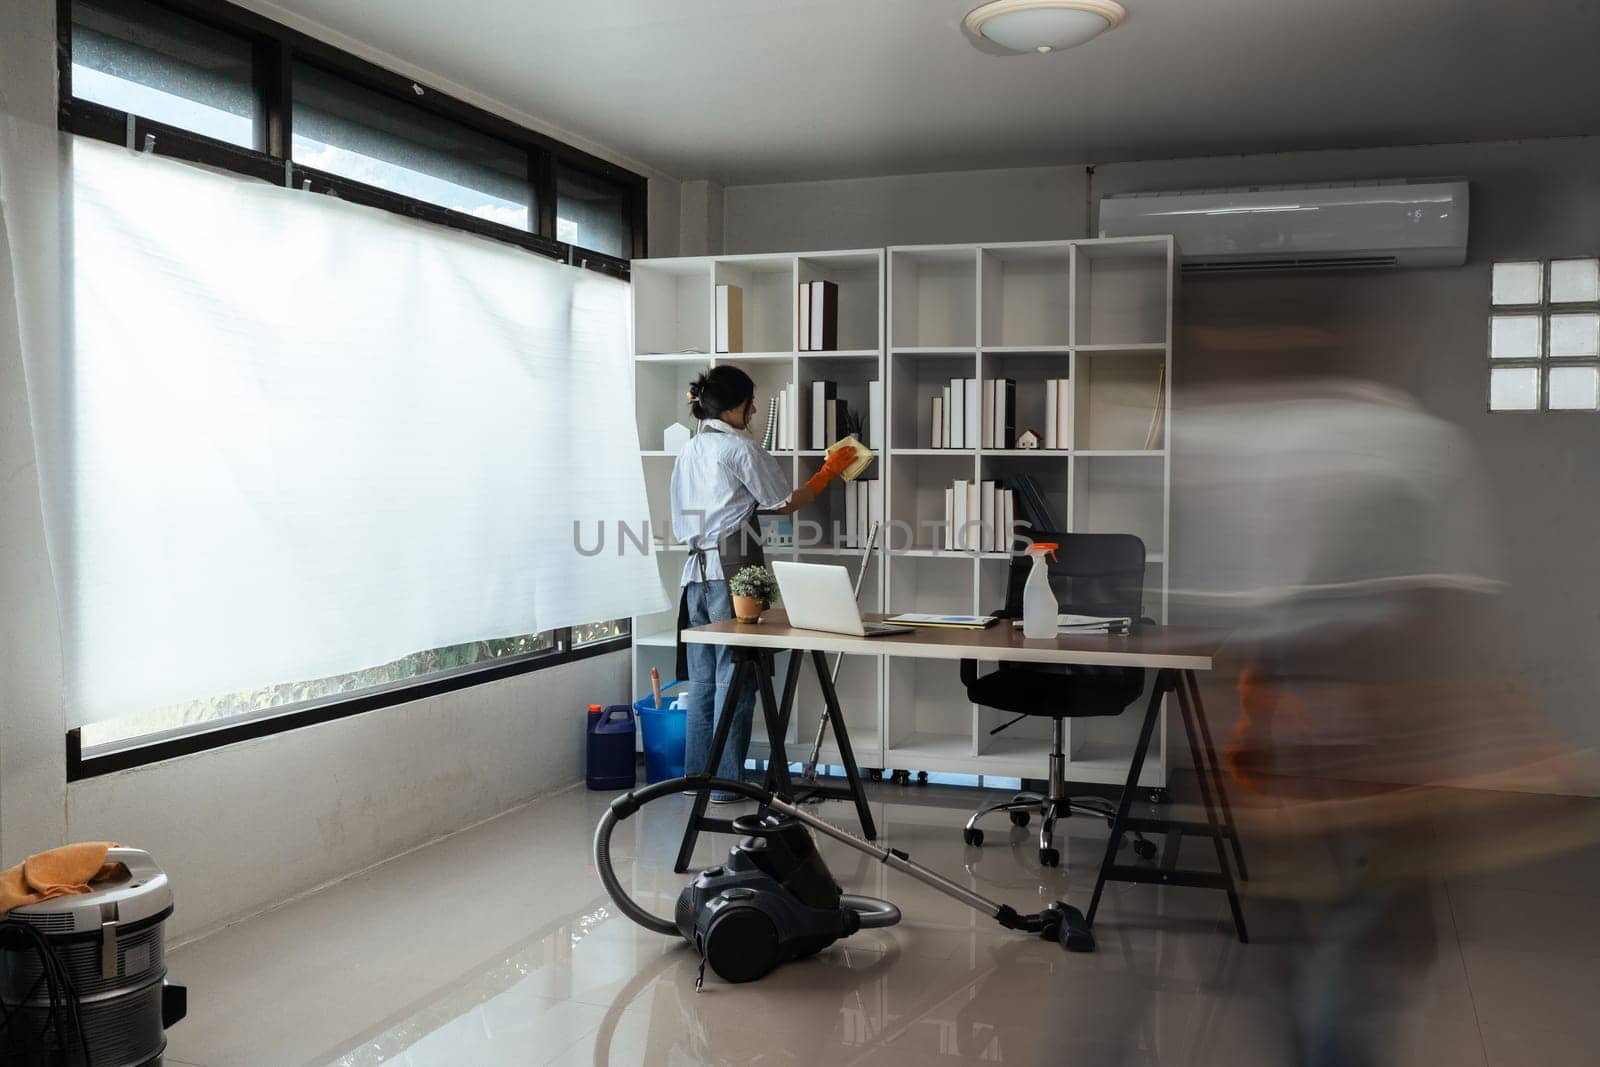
left=962, top=0, right=1127, bottom=55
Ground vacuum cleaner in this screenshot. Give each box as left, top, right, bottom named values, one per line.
left=594, top=776, right=1094, bottom=986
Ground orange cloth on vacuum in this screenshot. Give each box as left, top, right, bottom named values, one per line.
left=0, top=842, right=122, bottom=914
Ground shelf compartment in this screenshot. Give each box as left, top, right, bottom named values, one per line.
left=798, top=252, right=881, bottom=353
left=635, top=361, right=703, bottom=461
left=976, top=350, right=1073, bottom=451
left=714, top=259, right=794, bottom=356
left=889, top=350, right=980, bottom=452
left=981, top=245, right=1073, bottom=348
left=890, top=248, right=978, bottom=349
left=1072, top=241, right=1171, bottom=348
left=1072, top=454, right=1167, bottom=558
left=634, top=258, right=713, bottom=357
left=1072, top=349, right=1167, bottom=451
left=799, top=357, right=881, bottom=452
left=886, top=451, right=983, bottom=554
left=712, top=358, right=793, bottom=448
left=792, top=650, right=883, bottom=764
left=983, top=452, right=1070, bottom=542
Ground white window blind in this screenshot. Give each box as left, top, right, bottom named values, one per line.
left=3, top=130, right=667, bottom=727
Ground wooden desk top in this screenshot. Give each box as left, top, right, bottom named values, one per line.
left=680, top=611, right=1226, bottom=671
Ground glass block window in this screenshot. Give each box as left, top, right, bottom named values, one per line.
left=1550, top=259, right=1600, bottom=304
left=1491, top=261, right=1543, bottom=306
left=1548, top=366, right=1600, bottom=411
left=1489, top=258, right=1600, bottom=412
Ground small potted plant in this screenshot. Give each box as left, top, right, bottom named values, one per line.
left=729, top=564, right=778, bottom=624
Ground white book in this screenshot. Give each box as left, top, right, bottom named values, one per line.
left=868, top=380, right=883, bottom=450
left=1045, top=380, right=1059, bottom=450
left=948, top=378, right=964, bottom=449
left=811, top=381, right=826, bottom=450
left=826, top=400, right=839, bottom=447
left=844, top=476, right=859, bottom=549
left=980, top=479, right=995, bottom=552
left=715, top=284, right=742, bottom=354
left=798, top=281, right=811, bottom=352
left=860, top=480, right=872, bottom=548
left=981, top=379, right=995, bottom=449
left=965, top=481, right=980, bottom=551
left=1056, top=378, right=1071, bottom=449
left=868, top=478, right=884, bottom=546
left=1000, top=489, right=1015, bottom=553
left=944, top=487, right=955, bottom=550
left=932, top=395, right=944, bottom=448
left=952, top=479, right=969, bottom=550
left=965, top=379, right=979, bottom=450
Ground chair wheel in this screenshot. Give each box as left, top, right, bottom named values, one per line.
left=963, top=827, right=984, bottom=847
left=916, top=771, right=929, bottom=785
left=1009, top=811, right=1031, bottom=827
left=867, top=768, right=883, bottom=782
left=1039, top=847, right=1060, bottom=867
left=1133, top=839, right=1158, bottom=860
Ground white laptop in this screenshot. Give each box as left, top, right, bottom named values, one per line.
left=771, top=561, right=913, bottom=637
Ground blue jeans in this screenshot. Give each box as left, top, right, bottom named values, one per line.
left=682, top=580, right=757, bottom=800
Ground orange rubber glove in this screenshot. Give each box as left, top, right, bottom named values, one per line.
left=803, top=445, right=855, bottom=496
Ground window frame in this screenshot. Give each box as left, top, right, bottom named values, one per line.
left=55, top=0, right=648, bottom=275
left=55, top=0, right=642, bottom=777
left=1488, top=257, right=1600, bottom=414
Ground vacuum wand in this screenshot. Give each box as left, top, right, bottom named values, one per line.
left=801, top=521, right=881, bottom=783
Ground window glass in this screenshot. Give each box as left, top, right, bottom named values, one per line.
left=557, top=163, right=631, bottom=257
left=1549, top=313, right=1600, bottom=358
left=1489, top=366, right=1539, bottom=411
left=1550, top=258, right=1600, bottom=305
left=1489, top=314, right=1542, bottom=360
left=80, top=630, right=556, bottom=749
left=71, top=0, right=260, bottom=149
left=1491, top=261, right=1542, bottom=306
left=292, top=62, right=532, bottom=230
left=1549, top=366, right=1600, bottom=411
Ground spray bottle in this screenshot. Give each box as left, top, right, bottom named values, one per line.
left=1022, top=542, right=1060, bottom=639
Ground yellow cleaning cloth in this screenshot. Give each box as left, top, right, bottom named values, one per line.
left=828, top=435, right=875, bottom=482
left=0, top=842, right=123, bottom=914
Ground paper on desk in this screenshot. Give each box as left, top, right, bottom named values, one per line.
left=1011, top=614, right=1132, bottom=630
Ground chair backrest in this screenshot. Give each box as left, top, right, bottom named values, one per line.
left=998, top=532, right=1146, bottom=621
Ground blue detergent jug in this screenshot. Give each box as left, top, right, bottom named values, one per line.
left=586, top=703, right=637, bottom=790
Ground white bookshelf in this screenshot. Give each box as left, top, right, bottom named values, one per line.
left=884, top=238, right=1175, bottom=786
left=629, top=238, right=1175, bottom=788
left=630, top=249, right=887, bottom=769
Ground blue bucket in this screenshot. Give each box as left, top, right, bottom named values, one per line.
left=636, top=681, right=687, bottom=784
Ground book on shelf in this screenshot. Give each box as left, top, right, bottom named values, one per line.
left=1045, top=380, right=1058, bottom=449
left=811, top=380, right=836, bottom=449
left=972, top=483, right=985, bottom=556
left=1009, top=473, right=1059, bottom=533
left=1143, top=362, right=1167, bottom=450
left=760, top=395, right=779, bottom=451
left=965, top=481, right=979, bottom=551
left=981, top=379, right=994, bottom=449
left=960, top=379, right=972, bottom=451
left=789, top=388, right=800, bottom=451
left=798, top=281, right=811, bottom=352
left=715, top=284, right=743, bottom=354
left=931, top=394, right=945, bottom=448
left=1055, top=378, right=1072, bottom=449
left=943, top=486, right=955, bottom=550
left=947, top=378, right=964, bottom=449
left=992, top=378, right=1016, bottom=449
left=868, top=380, right=883, bottom=450
left=844, top=474, right=859, bottom=549
left=868, top=478, right=883, bottom=550
left=1000, top=488, right=1016, bottom=552
left=952, top=480, right=971, bottom=550
left=809, top=280, right=839, bottom=351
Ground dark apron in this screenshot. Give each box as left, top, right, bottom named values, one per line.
left=674, top=424, right=769, bottom=679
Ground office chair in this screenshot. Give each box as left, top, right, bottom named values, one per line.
left=960, top=532, right=1155, bottom=867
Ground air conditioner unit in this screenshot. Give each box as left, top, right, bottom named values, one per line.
left=1099, top=179, right=1468, bottom=274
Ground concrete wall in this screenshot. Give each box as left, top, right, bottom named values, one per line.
left=723, top=137, right=1600, bottom=794
left=0, top=3, right=655, bottom=933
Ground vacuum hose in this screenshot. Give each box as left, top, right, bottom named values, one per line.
left=593, top=776, right=901, bottom=935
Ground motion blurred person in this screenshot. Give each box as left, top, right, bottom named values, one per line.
left=1175, top=379, right=1596, bottom=1066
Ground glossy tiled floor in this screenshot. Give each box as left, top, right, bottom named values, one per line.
left=160, top=780, right=1600, bottom=1066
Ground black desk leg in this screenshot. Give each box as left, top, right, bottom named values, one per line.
left=1176, top=670, right=1248, bottom=943
left=757, top=653, right=798, bottom=798
left=673, top=654, right=755, bottom=874
left=1183, top=670, right=1248, bottom=881
left=1086, top=669, right=1171, bottom=929
left=810, top=650, right=878, bottom=841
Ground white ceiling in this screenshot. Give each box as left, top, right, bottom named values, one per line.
left=261, top=0, right=1600, bottom=185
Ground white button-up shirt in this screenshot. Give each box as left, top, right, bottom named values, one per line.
left=670, top=418, right=791, bottom=585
